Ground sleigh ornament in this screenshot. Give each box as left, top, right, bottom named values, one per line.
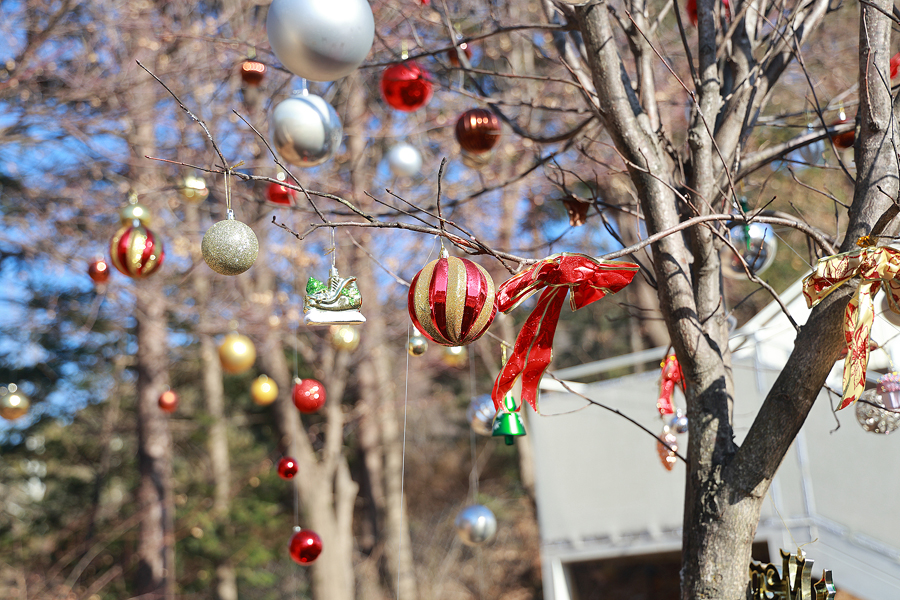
left=304, top=266, right=366, bottom=325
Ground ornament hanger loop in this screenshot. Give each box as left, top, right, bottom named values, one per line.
left=401, top=40, right=408, bottom=61
left=331, top=227, right=337, bottom=267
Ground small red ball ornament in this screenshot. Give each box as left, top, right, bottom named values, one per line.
left=831, top=110, right=855, bottom=150
left=292, top=378, right=326, bottom=413
left=240, top=60, right=267, bottom=86
left=289, top=529, right=322, bottom=565
left=686, top=0, right=729, bottom=26
left=277, top=457, right=299, bottom=479
left=408, top=253, right=496, bottom=346
left=448, top=42, right=473, bottom=67
left=88, top=258, right=110, bottom=284
left=266, top=181, right=296, bottom=206
left=455, top=108, right=501, bottom=154
left=380, top=62, right=433, bottom=112
left=109, top=223, right=164, bottom=278
left=158, top=390, right=178, bottom=413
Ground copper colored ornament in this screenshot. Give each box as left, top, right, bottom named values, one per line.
left=0, top=384, right=29, bottom=421
left=562, top=198, right=590, bottom=227
left=266, top=181, right=296, bottom=206
left=455, top=108, right=501, bottom=154
left=158, top=390, right=178, bottom=413
left=408, top=253, right=496, bottom=346
left=251, top=375, right=279, bottom=406
left=657, top=429, right=678, bottom=471
left=831, top=110, right=855, bottom=150
left=277, top=456, right=299, bottom=479
left=88, top=258, right=110, bottom=284
left=292, top=378, right=326, bottom=413
left=218, top=333, right=257, bottom=374
left=240, top=60, right=267, bottom=86
left=381, top=62, right=433, bottom=112
left=288, top=528, right=323, bottom=565
left=448, top=42, right=473, bottom=67
left=109, top=222, right=164, bottom=278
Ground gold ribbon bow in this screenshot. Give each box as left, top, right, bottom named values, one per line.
left=802, top=241, right=900, bottom=409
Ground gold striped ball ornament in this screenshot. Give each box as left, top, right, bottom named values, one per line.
left=109, top=222, right=164, bottom=278
left=408, top=252, right=496, bottom=346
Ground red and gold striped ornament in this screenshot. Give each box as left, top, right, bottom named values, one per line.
left=408, top=252, right=496, bottom=346
left=109, top=222, right=164, bottom=278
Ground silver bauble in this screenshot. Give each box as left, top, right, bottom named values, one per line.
left=467, top=394, right=497, bottom=437
left=721, top=222, right=777, bottom=279
left=856, top=389, right=900, bottom=435
left=454, top=504, right=497, bottom=546
left=272, top=93, right=343, bottom=168
left=201, top=211, right=259, bottom=276
left=387, top=143, right=423, bottom=178
left=668, top=410, right=689, bottom=434
left=266, top=0, right=374, bottom=82
left=798, top=126, right=825, bottom=166
left=408, top=333, right=428, bottom=356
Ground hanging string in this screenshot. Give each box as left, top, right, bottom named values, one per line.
left=224, top=169, right=232, bottom=213
left=397, top=324, right=412, bottom=600
left=468, top=356, right=479, bottom=504
left=331, top=227, right=337, bottom=268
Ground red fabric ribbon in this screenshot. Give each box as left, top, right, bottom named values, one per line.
left=491, top=253, right=639, bottom=412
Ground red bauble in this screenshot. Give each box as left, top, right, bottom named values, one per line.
left=408, top=255, right=496, bottom=346
left=448, top=42, right=473, bottom=67
left=289, top=529, right=322, bottom=565
left=158, top=390, right=178, bottom=413
left=292, top=378, right=326, bottom=413
left=240, top=60, right=267, bottom=86
left=88, top=258, right=111, bottom=284
left=686, top=0, right=729, bottom=26
left=831, top=112, right=855, bottom=150
left=277, top=456, right=299, bottom=479
left=455, top=109, right=501, bottom=154
left=266, top=181, right=296, bottom=206
left=109, top=223, right=164, bottom=278
left=380, top=62, right=433, bottom=112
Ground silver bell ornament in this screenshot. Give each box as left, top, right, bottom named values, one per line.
left=201, top=209, right=259, bottom=276
left=386, top=143, right=423, bottom=178
left=266, top=0, right=374, bottom=82
left=272, top=92, right=343, bottom=168
left=721, top=221, right=777, bottom=279
left=454, top=504, right=497, bottom=546
left=467, top=394, right=497, bottom=437
left=668, top=409, right=689, bottom=434
left=856, top=388, right=900, bottom=435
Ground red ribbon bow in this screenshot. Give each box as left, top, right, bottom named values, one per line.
left=491, top=253, right=639, bottom=412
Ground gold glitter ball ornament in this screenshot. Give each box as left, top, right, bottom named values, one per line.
left=0, top=384, right=30, bottom=421
left=219, top=333, right=257, bottom=374
left=201, top=210, right=259, bottom=276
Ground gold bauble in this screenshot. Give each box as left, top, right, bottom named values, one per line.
left=442, top=345, right=467, bottom=367
left=119, top=202, right=152, bottom=226
left=218, top=333, right=257, bottom=374
left=182, top=175, right=209, bottom=203
left=330, top=324, right=361, bottom=352
left=0, top=384, right=30, bottom=420
left=408, top=333, right=428, bottom=356
left=251, top=375, right=279, bottom=406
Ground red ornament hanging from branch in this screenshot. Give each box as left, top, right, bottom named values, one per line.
left=240, top=60, right=267, bottom=86
left=158, top=390, right=178, bottom=414
left=448, top=42, right=473, bottom=67
left=88, top=258, right=110, bottom=284
left=381, top=62, right=433, bottom=112
left=292, top=378, right=326, bottom=413
left=289, top=529, right=323, bottom=565
left=266, top=181, right=296, bottom=206
left=277, top=457, right=298, bottom=479
left=830, top=108, right=855, bottom=150
left=455, top=108, right=502, bottom=154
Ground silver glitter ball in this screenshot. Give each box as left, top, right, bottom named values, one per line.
left=272, top=93, right=343, bottom=168
left=455, top=504, right=497, bottom=546
left=266, top=0, right=374, bottom=82
left=466, top=394, right=497, bottom=437
left=856, top=389, right=900, bottom=435
left=387, top=143, right=423, bottom=178
left=721, top=222, right=777, bottom=279
left=201, top=213, right=259, bottom=276
left=668, top=411, right=689, bottom=434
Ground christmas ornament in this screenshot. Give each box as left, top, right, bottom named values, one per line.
left=0, top=384, right=29, bottom=421
left=685, top=0, right=729, bottom=26
left=240, top=60, right=267, bottom=86
left=330, top=324, right=361, bottom=352
left=251, top=375, right=279, bottom=406
left=408, top=251, right=496, bottom=346
left=408, top=331, right=428, bottom=356
left=266, top=179, right=297, bottom=206
left=876, top=372, right=900, bottom=410
left=181, top=175, right=209, bottom=203
left=749, top=549, right=835, bottom=600
left=266, top=0, right=374, bottom=82
left=562, top=198, right=590, bottom=227
left=455, top=108, right=502, bottom=154
left=381, top=62, right=433, bottom=112
left=492, top=390, right=525, bottom=445
left=669, top=410, right=689, bottom=434
left=830, top=108, right=855, bottom=150
left=289, top=528, right=323, bottom=564
left=386, top=143, right=423, bottom=178
left=304, top=266, right=365, bottom=325
left=802, top=240, right=900, bottom=408
left=292, top=378, right=326, bottom=413
left=201, top=209, right=259, bottom=276
left=88, top=258, right=110, bottom=284
left=467, top=394, right=497, bottom=436
left=448, top=41, right=473, bottom=67
left=109, top=222, right=164, bottom=278
left=721, top=221, right=777, bottom=279
left=158, top=389, right=178, bottom=414
left=441, top=345, right=468, bottom=367
left=218, top=333, right=257, bottom=374
left=277, top=456, right=299, bottom=479
left=491, top=254, right=638, bottom=412
left=855, top=388, right=900, bottom=434
left=454, top=505, right=497, bottom=546
left=120, top=201, right=151, bottom=226
left=798, top=124, right=824, bottom=166
left=657, top=353, right=683, bottom=416
left=892, top=52, right=900, bottom=79
left=657, top=428, right=678, bottom=471
left=272, top=92, right=343, bottom=168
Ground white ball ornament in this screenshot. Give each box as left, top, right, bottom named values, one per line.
left=201, top=210, right=259, bottom=276
left=272, top=93, right=343, bottom=168
left=387, top=143, right=423, bottom=178
left=266, top=0, right=374, bottom=82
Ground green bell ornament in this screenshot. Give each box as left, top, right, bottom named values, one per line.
left=491, top=390, right=525, bottom=446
